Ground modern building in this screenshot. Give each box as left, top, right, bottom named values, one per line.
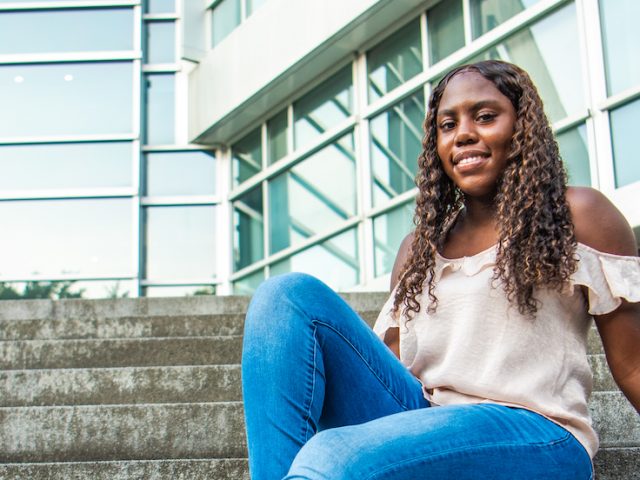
left=0, top=0, right=638, bottom=299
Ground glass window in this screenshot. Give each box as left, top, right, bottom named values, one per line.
left=0, top=62, right=133, bottom=140
left=373, top=202, right=414, bottom=277
left=600, top=0, right=640, bottom=96
left=144, top=206, right=216, bottom=279
left=471, top=3, right=584, bottom=123
left=232, top=127, right=263, bottom=185
left=294, top=66, right=353, bottom=150
left=232, top=269, right=264, bottom=295
left=144, top=285, right=216, bottom=297
left=146, top=151, right=216, bottom=196
left=367, top=19, right=423, bottom=103
left=428, top=0, right=465, bottom=64
left=233, top=186, right=264, bottom=270
left=370, top=90, right=424, bottom=207
left=0, top=8, right=133, bottom=55
left=145, top=21, right=176, bottom=64
left=145, top=74, right=175, bottom=145
left=557, top=124, right=590, bottom=187
left=267, top=109, right=288, bottom=165
left=147, top=0, right=175, bottom=14
left=0, top=142, right=133, bottom=193
left=246, top=0, right=267, bottom=16
left=0, top=199, right=132, bottom=277
left=270, top=228, right=359, bottom=291
left=0, top=280, right=135, bottom=300
left=610, top=98, right=640, bottom=188
left=471, top=0, right=540, bottom=39
left=211, top=0, right=241, bottom=47
left=269, top=134, right=356, bottom=255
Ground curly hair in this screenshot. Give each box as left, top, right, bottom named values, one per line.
left=393, top=60, right=577, bottom=318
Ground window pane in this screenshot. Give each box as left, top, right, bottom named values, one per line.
left=145, top=21, right=176, bottom=64
left=233, top=186, right=264, bottom=270
left=269, top=134, right=356, bottom=254
left=0, top=62, right=133, bottom=139
left=232, top=269, right=264, bottom=295
left=0, top=280, right=135, bottom=300
left=0, top=199, right=132, bottom=277
left=471, top=0, right=540, bottom=39
left=557, top=124, right=590, bottom=187
left=0, top=142, right=133, bottom=192
left=146, top=151, right=216, bottom=196
left=147, top=0, right=175, bottom=14
left=367, top=19, right=423, bottom=103
left=144, top=285, right=216, bottom=297
left=145, top=74, right=175, bottom=145
left=471, top=3, right=584, bottom=123
left=267, top=109, right=288, bottom=164
left=270, top=228, right=359, bottom=291
left=232, top=127, right=263, bottom=185
left=246, top=0, right=267, bottom=16
left=294, top=66, right=353, bottom=150
left=428, top=0, right=465, bottom=64
left=212, top=0, right=241, bottom=47
left=0, top=8, right=133, bottom=54
left=144, top=206, right=216, bottom=279
left=600, top=0, right=640, bottom=96
left=373, top=202, right=414, bottom=277
left=370, top=90, right=424, bottom=207
left=610, top=98, right=640, bottom=188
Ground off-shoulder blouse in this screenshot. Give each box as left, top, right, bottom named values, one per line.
left=373, top=243, right=640, bottom=459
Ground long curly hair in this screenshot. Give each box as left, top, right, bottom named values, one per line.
left=393, top=60, right=577, bottom=318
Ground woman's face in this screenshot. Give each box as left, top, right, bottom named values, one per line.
left=436, top=71, right=517, bottom=200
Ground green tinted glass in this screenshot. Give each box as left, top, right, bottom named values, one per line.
left=233, top=185, right=264, bottom=270
left=373, top=202, right=414, bottom=277
left=557, top=124, right=590, bottom=187
left=428, top=0, right=465, bottom=64
left=610, top=98, right=640, bottom=188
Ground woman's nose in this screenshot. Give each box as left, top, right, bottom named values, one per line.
left=454, top=118, right=478, bottom=146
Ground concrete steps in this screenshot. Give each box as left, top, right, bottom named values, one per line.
left=0, top=294, right=637, bottom=479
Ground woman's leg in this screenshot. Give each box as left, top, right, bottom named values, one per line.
left=241, top=273, right=428, bottom=480
left=286, top=403, right=593, bottom=480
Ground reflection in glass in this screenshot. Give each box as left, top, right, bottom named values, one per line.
left=367, top=19, right=422, bottom=103
left=0, top=199, right=132, bottom=277
left=294, top=66, right=352, bottom=150
left=471, top=0, right=539, bottom=39
left=145, top=206, right=216, bottom=279
left=267, top=109, right=288, bottom=165
left=212, top=0, right=241, bottom=47
left=234, top=186, right=264, bottom=270
left=373, top=202, right=414, bottom=277
left=471, top=3, right=583, bottom=123
left=232, top=127, right=263, bottom=185
left=145, top=74, right=175, bottom=145
left=246, top=0, right=267, bottom=16
left=147, top=0, right=175, bottom=14
left=610, top=98, right=640, bottom=188
left=145, top=21, right=176, bottom=64
left=600, top=0, right=640, bottom=96
left=270, top=229, right=359, bottom=291
left=0, top=142, right=132, bottom=192
left=0, top=280, right=134, bottom=300
left=557, top=124, right=590, bottom=187
left=428, top=0, right=465, bottom=64
left=144, top=285, right=216, bottom=297
left=269, top=134, right=356, bottom=255
left=0, top=62, right=133, bottom=139
left=370, top=91, right=424, bottom=207
left=146, top=151, right=216, bottom=196
left=233, top=269, right=264, bottom=295
left=0, top=8, right=133, bottom=54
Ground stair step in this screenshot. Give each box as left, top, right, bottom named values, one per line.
left=0, top=459, right=250, bottom=480
left=0, top=365, right=241, bottom=407
left=589, top=354, right=616, bottom=392
left=0, top=402, right=246, bottom=462
left=0, top=336, right=242, bottom=370
left=590, top=392, right=640, bottom=447
left=593, top=447, right=640, bottom=480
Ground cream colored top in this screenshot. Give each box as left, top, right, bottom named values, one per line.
left=373, top=242, right=640, bottom=459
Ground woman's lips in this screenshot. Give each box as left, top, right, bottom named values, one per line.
left=454, top=155, right=489, bottom=173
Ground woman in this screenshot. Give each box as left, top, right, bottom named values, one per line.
left=241, top=60, right=640, bottom=479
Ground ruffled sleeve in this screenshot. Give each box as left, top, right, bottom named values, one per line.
left=372, top=291, right=399, bottom=339
left=572, top=243, right=640, bottom=315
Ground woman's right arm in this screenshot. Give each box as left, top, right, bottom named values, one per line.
left=384, top=233, right=414, bottom=358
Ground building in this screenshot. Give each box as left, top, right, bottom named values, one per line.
left=0, top=0, right=638, bottom=299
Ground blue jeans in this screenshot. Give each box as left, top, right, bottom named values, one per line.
left=242, top=273, right=593, bottom=479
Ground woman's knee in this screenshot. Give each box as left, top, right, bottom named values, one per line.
left=286, top=429, right=359, bottom=479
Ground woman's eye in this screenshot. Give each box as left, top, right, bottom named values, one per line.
left=440, top=121, right=455, bottom=130
left=477, top=113, right=496, bottom=122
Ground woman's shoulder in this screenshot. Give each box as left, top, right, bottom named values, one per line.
left=566, top=186, right=637, bottom=257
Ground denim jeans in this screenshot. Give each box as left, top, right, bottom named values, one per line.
left=242, top=273, right=593, bottom=480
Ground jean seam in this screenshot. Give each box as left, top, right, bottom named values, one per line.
left=313, top=319, right=414, bottom=411
left=301, top=324, right=319, bottom=443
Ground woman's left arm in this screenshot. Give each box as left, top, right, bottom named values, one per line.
left=568, top=186, right=640, bottom=413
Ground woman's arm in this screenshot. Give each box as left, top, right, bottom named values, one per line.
left=568, top=187, right=640, bottom=413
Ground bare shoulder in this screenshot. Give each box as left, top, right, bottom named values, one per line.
left=567, top=186, right=637, bottom=256
left=390, top=232, right=415, bottom=292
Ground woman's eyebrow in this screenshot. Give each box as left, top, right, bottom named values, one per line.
left=437, top=99, right=503, bottom=118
